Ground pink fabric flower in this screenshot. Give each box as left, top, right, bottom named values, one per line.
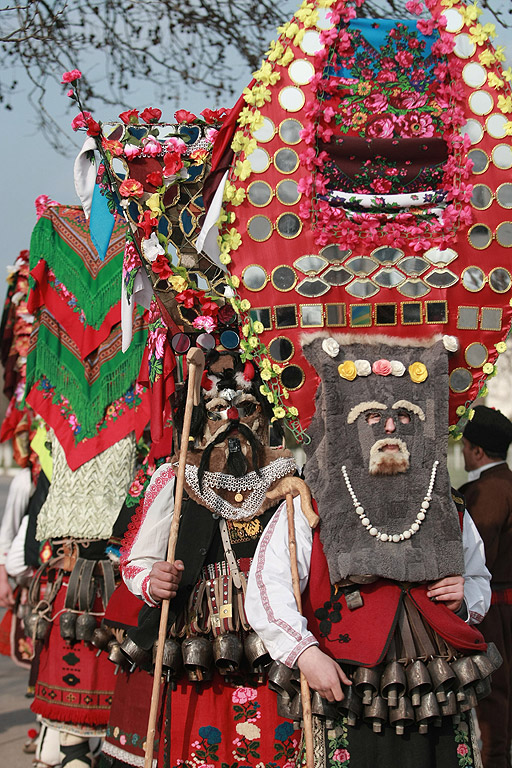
left=71, top=111, right=92, bottom=131
left=142, top=137, right=161, bottom=156
left=365, top=116, right=395, bottom=139
left=395, top=50, right=414, bottom=68
left=372, top=359, right=392, bottom=376
left=165, top=136, right=187, bottom=155
left=193, top=316, right=216, bottom=333
left=398, top=112, right=435, bottom=138
left=61, top=69, right=82, bottom=83
left=405, top=0, right=424, bottom=13
left=371, top=179, right=392, bottom=194
left=124, top=144, right=141, bottom=159
left=231, top=686, right=257, bottom=704
left=457, top=744, right=469, bottom=756
left=364, top=93, right=389, bottom=112
left=333, top=748, right=350, bottom=762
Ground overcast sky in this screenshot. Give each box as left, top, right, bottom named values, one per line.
left=1, top=3, right=510, bottom=283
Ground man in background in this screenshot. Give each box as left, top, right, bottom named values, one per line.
left=460, top=405, right=512, bottom=768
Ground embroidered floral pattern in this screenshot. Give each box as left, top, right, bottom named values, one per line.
left=314, top=584, right=350, bottom=643
left=327, top=717, right=351, bottom=766
left=455, top=717, right=474, bottom=768
left=46, top=268, right=87, bottom=325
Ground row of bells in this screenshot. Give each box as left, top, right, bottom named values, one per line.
left=91, top=628, right=272, bottom=684
left=22, top=606, right=99, bottom=643
left=269, top=647, right=501, bottom=734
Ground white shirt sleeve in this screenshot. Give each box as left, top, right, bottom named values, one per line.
left=0, top=468, right=32, bottom=566
left=120, top=464, right=175, bottom=606
left=462, top=510, right=491, bottom=624
left=246, top=495, right=318, bottom=668
left=4, top=515, right=30, bottom=578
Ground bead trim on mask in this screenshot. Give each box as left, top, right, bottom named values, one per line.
left=341, top=460, right=439, bottom=543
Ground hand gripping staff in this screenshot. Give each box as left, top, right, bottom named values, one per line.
left=144, top=347, right=205, bottom=768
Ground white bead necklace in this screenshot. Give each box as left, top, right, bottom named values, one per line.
left=341, top=460, right=439, bottom=543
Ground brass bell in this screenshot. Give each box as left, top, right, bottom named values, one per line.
left=381, top=661, right=407, bottom=708
left=120, top=636, right=153, bottom=671
left=427, top=657, right=456, bottom=703
left=60, top=611, right=77, bottom=641
left=415, top=691, right=441, bottom=733
left=244, top=632, right=271, bottom=674
left=363, top=695, right=388, bottom=733
left=353, top=665, right=381, bottom=705
left=75, top=612, right=97, bottom=642
left=268, top=661, right=296, bottom=697
left=182, top=636, right=213, bottom=681
left=90, top=625, right=112, bottom=651
left=389, top=695, right=414, bottom=735
left=451, top=657, right=481, bottom=702
left=153, top=638, right=183, bottom=679
left=213, top=634, right=243, bottom=674
left=406, top=660, right=432, bottom=707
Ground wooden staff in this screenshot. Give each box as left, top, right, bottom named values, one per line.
left=286, top=492, right=314, bottom=768
left=144, top=347, right=205, bottom=768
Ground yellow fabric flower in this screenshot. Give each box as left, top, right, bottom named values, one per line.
left=260, top=358, right=271, bottom=369
left=259, top=384, right=270, bottom=396
left=277, top=48, right=295, bottom=67
left=478, top=49, right=496, bottom=67
left=272, top=364, right=283, bottom=374
left=233, top=159, right=252, bottom=181
left=504, top=121, right=512, bottom=136
left=242, top=324, right=251, bottom=337
left=273, top=406, right=286, bottom=419
left=502, top=68, right=512, bottom=83
left=296, top=5, right=318, bottom=28
left=469, top=23, right=489, bottom=45
left=293, top=28, right=306, bottom=47
left=284, top=22, right=300, bottom=39
left=224, top=227, right=242, bottom=251
left=252, top=321, right=264, bottom=334
left=145, top=193, right=162, bottom=217
left=409, top=362, right=428, bottom=383
left=261, top=369, right=271, bottom=381
left=240, top=299, right=251, bottom=311
left=219, top=252, right=232, bottom=265
left=338, top=361, right=357, bottom=381
left=169, top=275, right=187, bottom=293
left=229, top=275, right=240, bottom=288
left=282, top=388, right=289, bottom=399
left=498, top=95, right=512, bottom=113
left=248, top=336, right=258, bottom=349
left=488, top=72, right=504, bottom=89
left=252, top=61, right=280, bottom=87
left=288, top=406, right=298, bottom=417
left=267, top=40, right=285, bottom=62
left=496, top=341, right=507, bottom=353
left=317, top=0, right=335, bottom=7
left=230, top=298, right=240, bottom=313
left=462, top=1, right=482, bottom=24
left=483, top=362, right=495, bottom=375
left=480, top=384, right=488, bottom=397
left=494, top=45, right=506, bottom=61
left=456, top=405, right=467, bottom=417
left=467, top=408, right=475, bottom=421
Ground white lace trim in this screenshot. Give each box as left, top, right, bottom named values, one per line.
left=102, top=739, right=156, bottom=768
left=184, top=456, right=296, bottom=520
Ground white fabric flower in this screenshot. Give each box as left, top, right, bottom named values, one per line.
left=354, top=359, right=371, bottom=376
left=141, top=232, right=165, bottom=263
left=322, top=337, right=340, bottom=358
left=390, top=360, right=406, bottom=377
left=443, top=335, right=459, bottom=352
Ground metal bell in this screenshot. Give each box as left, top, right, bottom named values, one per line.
left=244, top=631, right=271, bottom=673
left=90, top=626, right=112, bottom=651
left=485, top=641, right=503, bottom=672
left=120, top=636, right=153, bottom=672
left=339, top=684, right=363, bottom=726
left=363, top=695, right=388, bottom=733
left=389, top=695, right=414, bottom=735
left=289, top=692, right=303, bottom=722
left=60, top=611, right=77, bottom=641
left=310, top=691, right=339, bottom=720
left=459, top=685, right=478, bottom=712
left=107, top=639, right=129, bottom=672
left=153, top=638, right=183, bottom=679
left=23, top=611, right=39, bottom=638
left=267, top=661, right=296, bottom=697
left=381, top=661, right=407, bottom=707
left=475, top=675, right=492, bottom=700
left=427, top=657, right=456, bottom=703
left=415, top=691, right=441, bottom=733
left=75, top=612, right=97, bottom=642
left=406, top=659, right=432, bottom=707
left=353, top=665, right=381, bottom=705
left=472, top=653, right=497, bottom=680
left=182, top=636, right=213, bottom=681
left=275, top=691, right=295, bottom=720
left=213, top=634, right=243, bottom=674
left=24, top=611, right=51, bottom=641
left=451, top=657, right=481, bottom=702
left=439, top=690, right=459, bottom=719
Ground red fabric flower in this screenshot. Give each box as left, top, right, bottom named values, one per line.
left=152, top=254, right=172, bottom=280
left=140, top=107, right=162, bottom=123
left=71, top=111, right=92, bottom=131
left=174, top=109, right=197, bottom=124
left=175, top=289, right=197, bottom=309
left=200, top=107, right=229, bottom=125
left=119, top=178, right=144, bottom=198
left=163, top=151, right=184, bottom=177
left=119, top=109, right=140, bottom=125
left=102, top=138, right=124, bottom=157
left=199, top=299, right=219, bottom=317
left=86, top=117, right=101, bottom=136
left=137, top=210, right=159, bottom=239
left=146, top=171, right=163, bottom=187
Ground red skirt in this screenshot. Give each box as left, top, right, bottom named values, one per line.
left=31, top=580, right=117, bottom=728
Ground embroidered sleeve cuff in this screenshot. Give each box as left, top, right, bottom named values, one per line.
left=284, top=634, right=318, bottom=668
left=142, top=574, right=160, bottom=608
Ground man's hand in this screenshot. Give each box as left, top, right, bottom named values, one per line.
left=0, top=564, right=15, bottom=608
left=427, top=575, right=464, bottom=612
left=148, top=560, right=184, bottom=602
left=297, top=645, right=352, bottom=702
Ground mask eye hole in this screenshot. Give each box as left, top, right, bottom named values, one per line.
left=396, top=410, right=411, bottom=425
left=366, top=412, right=382, bottom=425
